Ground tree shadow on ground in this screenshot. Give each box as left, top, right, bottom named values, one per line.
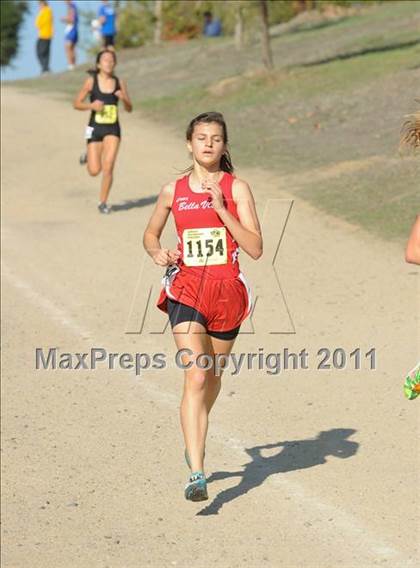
left=271, top=17, right=350, bottom=39
left=111, top=195, right=157, bottom=212
left=301, top=39, right=420, bottom=67
left=197, top=428, right=358, bottom=516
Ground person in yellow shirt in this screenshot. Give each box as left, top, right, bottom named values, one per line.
left=35, top=0, right=54, bottom=74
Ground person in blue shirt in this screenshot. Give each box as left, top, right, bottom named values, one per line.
left=61, top=0, right=78, bottom=70
left=98, top=0, right=117, bottom=50
left=203, top=11, right=222, bottom=37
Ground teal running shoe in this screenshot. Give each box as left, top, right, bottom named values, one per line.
left=184, top=471, right=208, bottom=502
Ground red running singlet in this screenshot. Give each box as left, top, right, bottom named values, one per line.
left=156, top=172, right=253, bottom=332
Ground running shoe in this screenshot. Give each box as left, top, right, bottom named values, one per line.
left=403, top=363, right=420, bottom=400
left=79, top=152, right=87, bottom=165
left=184, top=471, right=208, bottom=502
left=98, top=202, right=111, bottom=214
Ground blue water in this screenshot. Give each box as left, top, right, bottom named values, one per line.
left=1, top=0, right=103, bottom=81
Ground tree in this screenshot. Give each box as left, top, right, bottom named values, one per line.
left=0, top=0, right=28, bottom=67
left=259, top=0, right=273, bottom=70
left=234, top=1, right=244, bottom=51
left=154, top=0, right=163, bottom=45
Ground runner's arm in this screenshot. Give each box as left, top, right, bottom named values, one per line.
left=405, top=214, right=420, bottom=265
left=73, top=77, right=95, bottom=111
left=98, top=6, right=106, bottom=25
left=217, top=179, right=263, bottom=260
left=116, top=79, right=133, bottom=112
left=143, top=183, right=180, bottom=266
left=61, top=5, right=75, bottom=24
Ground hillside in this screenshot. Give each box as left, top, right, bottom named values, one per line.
left=14, top=0, right=420, bottom=241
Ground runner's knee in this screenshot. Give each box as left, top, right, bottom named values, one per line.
left=87, top=164, right=101, bottom=176
left=184, top=369, right=207, bottom=392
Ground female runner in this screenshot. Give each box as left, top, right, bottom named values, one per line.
left=143, top=112, right=263, bottom=501
left=73, top=49, right=132, bottom=214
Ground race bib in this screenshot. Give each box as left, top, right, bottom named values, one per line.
left=84, top=125, right=94, bottom=139
left=182, top=227, right=227, bottom=267
left=94, top=104, right=118, bottom=124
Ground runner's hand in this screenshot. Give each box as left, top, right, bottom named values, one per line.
left=152, top=248, right=172, bottom=266
left=91, top=100, right=104, bottom=112
left=203, top=180, right=225, bottom=211
left=168, top=249, right=181, bottom=264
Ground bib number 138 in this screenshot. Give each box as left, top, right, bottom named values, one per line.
left=183, top=227, right=227, bottom=266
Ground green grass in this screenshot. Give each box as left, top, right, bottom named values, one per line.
left=299, top=158, right=420, bottom=241
left=9, top=0, right=420, bottom=241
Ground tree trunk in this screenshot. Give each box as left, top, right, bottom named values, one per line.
left=154, top=0, right=163, bottom=45
left=259, top=0, right=273, bottom=70
left=234, top=1, right=244, bottom=51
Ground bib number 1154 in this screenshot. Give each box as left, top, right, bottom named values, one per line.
left=182, top=227, right=227, bottom=266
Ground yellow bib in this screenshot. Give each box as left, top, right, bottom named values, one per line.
left=95, top=104, right=118, bottom=125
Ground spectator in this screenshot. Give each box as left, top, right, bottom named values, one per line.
left=61, top=0, right=78, bottom=71
left=35, top=0, right=54, bottom=74
left=203, top=11, right=222, bottom=37
left=98, top=0, right=117, bottom=50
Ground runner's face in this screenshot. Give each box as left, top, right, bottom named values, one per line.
left=98, top=53, right=116, bottom=74
left=188, top=122, right=226, bottom=167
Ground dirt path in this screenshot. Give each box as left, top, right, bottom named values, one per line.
left=1, top=86, right=418, bottom=568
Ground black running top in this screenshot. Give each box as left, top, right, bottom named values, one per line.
left=88, top=72, right=120, bottom=127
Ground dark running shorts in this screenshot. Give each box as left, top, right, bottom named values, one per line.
left=103, top=34, right=115, bottom=47
left=86, top=123, right=121, bottom=144
left=167, top=298, right=240, bottom=340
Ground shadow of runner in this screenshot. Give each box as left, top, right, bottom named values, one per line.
left=197, top=428, right=358, bottom=516
left=111, top=195, right=158, bottom=212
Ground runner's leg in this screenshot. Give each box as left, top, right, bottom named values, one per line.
left=65, top=42, right=76, bottom=67
left=69, top=43, right=76, bottom=66
left=204, top=335, right=237, bottom=414
left=99, top=135, right=120, bottom=204
left=65, top=42, right=71, bottom=67
left=87, top=141, right=102, bottom=176
left=172, top=321, right=212, bottom=474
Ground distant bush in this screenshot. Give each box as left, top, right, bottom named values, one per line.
left=0, top=0, right=28, bottom=67
left=114, top=0, right=387, bottom=48
left=115, top=0, right=299, bottom=45
left=161, top=0, right=202, bottom=40
left=116, top=1, right=155, bottom=48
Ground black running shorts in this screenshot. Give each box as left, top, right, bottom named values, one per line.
left=103, top=34, right=115, bottom=47
left=86, top=123, right=121, bottom=144
left=167, top=298, right=240, bottom=340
